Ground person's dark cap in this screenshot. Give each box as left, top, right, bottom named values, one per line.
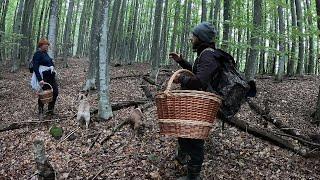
left=192, top=22, right=217, bottom=43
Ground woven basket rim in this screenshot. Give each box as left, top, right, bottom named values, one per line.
left=156, top=90, right=222, bottom=104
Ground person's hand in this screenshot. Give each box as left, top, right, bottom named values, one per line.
left=173, top=74, right=181, bottom=84
left=169, top=52, right=183, bottom=62
left=39, top=80, right=45, bottom=86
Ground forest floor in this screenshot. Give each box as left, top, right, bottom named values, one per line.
left=0, top=58, right=320, bottom=180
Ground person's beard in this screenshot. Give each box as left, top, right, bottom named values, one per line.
left=192, top=41, right=201, bottom=52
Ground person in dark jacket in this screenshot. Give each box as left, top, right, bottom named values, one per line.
left=170, top=22, right=232, bottom=180
left=32, top=38, right=59, bottom=117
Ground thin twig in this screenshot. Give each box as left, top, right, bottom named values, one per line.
left=59, top=127, right=81, bottom=143
left=272, top=131, right=320, bottom=148
left=91, top=156, right=126, bottom=180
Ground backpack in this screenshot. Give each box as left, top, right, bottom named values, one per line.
left=204, top=48, right=256, bottom=120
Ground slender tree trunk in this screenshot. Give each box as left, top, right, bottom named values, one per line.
left=295, top=0, right=304, bottom=75
left=0, top=0, right=9, bottom=62
left=98, top=0, right=113, bottom=120
left=276, top=4, right=286, bottom=81
left=209, top=0, right=214, bottom=22
left=83, top=0, right=101, bottom=90
left=48, top=0, right=59, bottom=59
left=20, top=0, right=36, bottom=65
left=313, top=0, right=320, bottom=121
left=169, top=0, right=181, bottom=53
left=109, top=0, right=122, bottom=62
left=201, top=0, right=207, bottom=22
left=160, top=0, right=169, bottom=64
left=150, top=0, right=163, bottom=78
left=128, top=0, right=139, bottom=64
left=71, top=0, right=80, bottom=56
left=222, top=0, right=231, bottom=49
left=11, top=0, right=25, bottom=72
left=62, top=0, right=74, bottom=68
left=244, top=0, right=262, bottom=80
left=213, top=0, right=221, bottom=27
left=307, top=0, right=315, bottom=74
left=287, top=0, right=297, bottom=76
left=36, top=0, right=47, bottom=43
left=114, top=0, right=127, bottom=65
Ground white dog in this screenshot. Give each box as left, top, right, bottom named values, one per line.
left=76, top=91, right=90, bottom=129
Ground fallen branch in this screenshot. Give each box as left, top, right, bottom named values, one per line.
left=88, top=132, right=102, bottom=151
left=0, top=119, right=62, bottom=132
left=92, top=100, right=148, bottom=114
left=247, top=99, right=312, bottom=142
left=111, top=74, right=146, bottom=80
left=99, top=119, right=130, bottom=144
left=59, top=127, right=81, bottom=143
left=223, top=117, right=305, bottom=156
left=272, top=131, right=320, bottom=148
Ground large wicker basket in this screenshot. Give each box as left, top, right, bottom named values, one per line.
left=155, top=69, right=222, bottom=139
left=38, top=82, right=53, bottom=104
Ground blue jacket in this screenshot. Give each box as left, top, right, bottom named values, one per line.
left=32, top=51, right=54, bottom=82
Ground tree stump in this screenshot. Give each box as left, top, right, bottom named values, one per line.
left=33, top=140, right=55, bottom=180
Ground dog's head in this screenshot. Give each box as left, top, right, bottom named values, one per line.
left=77, top=90, right=89, bottom=101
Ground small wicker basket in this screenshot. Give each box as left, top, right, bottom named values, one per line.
left=38, top=82, right=53, bottom=104
left=155, top=69, right=222, bottom=139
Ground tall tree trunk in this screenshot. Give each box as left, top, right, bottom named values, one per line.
left=83, top=0, right=101, bottom=90
left=128, top=0, right=139, bottom=64
left=20, top=0, right=36, bottom=65
left=11, top=0, right=25, bottom=72
left=109, top=0, right=122, bottom=62
left=287, top=0, right=297, bottom=76
left=62, top=0, right=74, bottom=68
left=213, top=0, right=221, bottom=27
left=209, top=0, right=214, bottom=22
left=160, top=0, right=169, bottom=64
left=36, top=0, right=47, bottom=43
left=169, top=0, right=181, bottom=53
left=71, top=0, right=80, bottom=56
left=307, top=0, right=315, bottom=74
left=295, top=0, right=304, bottom=75
left=48, top=0, right=59, bottom=59
left=76, top=0, right=92, bottom=57
left=184, top=0, right=192, bottom=59
left=114, top=0, right=127, bottom=65
left=0, top=0, right=9, bottom=62
left=313, top=0, right=320, bottom=122
left=244, top=0, right=262, bottom=80
left=150, top=0, right=163, bottom=78
left=221, top=0, right=231, bottom=49
left=276, top=4, right=286, bottom=81
left=201, top=0, right=207, bottom=22
left=98, top=0, right=113, bottom=120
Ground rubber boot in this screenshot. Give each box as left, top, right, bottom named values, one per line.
left=38, top=106, right=44, bottom=120
left=47, top=101, right=55, bottom=116
left=175, top=145, right=188, bottom=166
left=177, top=165, right=201, bottom=180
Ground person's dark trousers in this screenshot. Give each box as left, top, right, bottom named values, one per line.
left=178, top=138, right=204, bottom=175
left=38, top=70, right=59, bottom=114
